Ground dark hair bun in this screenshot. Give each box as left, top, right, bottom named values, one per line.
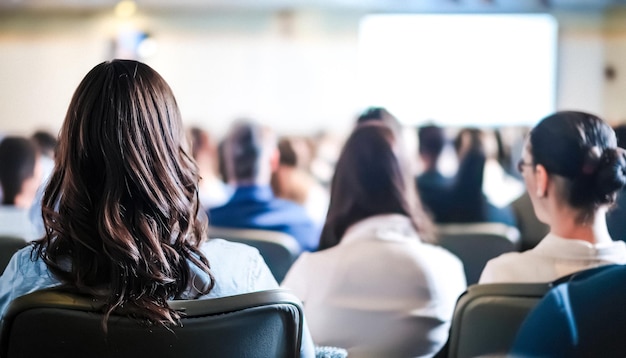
left=581, top=147, right=626, bottom=206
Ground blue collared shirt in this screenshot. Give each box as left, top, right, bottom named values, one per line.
left=209, top=185, right=320, bottom=251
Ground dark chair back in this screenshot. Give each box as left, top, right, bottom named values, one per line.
left=1, top=288, right=303, bottom=358
left=209, top=226, right=302, bottom=283
left=437, top=223, right=520, bottom=285
left=0, top=236, right=28, bottom=275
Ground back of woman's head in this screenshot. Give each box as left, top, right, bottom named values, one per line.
left=38, top=60, right=213, bottom=325
left=319, top=122, right=432, bottom=250
left=530, top=111, right=626, bottom=215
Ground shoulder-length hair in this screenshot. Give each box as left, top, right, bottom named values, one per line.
left=319, top=122, right=434, bottom=250
left=34, top=60, right=213, bottom=325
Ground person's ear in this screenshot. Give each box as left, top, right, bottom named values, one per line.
left=534, top=164, right=549, bottom=198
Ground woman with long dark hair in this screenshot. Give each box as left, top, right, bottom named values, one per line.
left=282, top=122, right=466, bottom=357
left=480, top=111, right=626, bottom=283
left=0, top=60, right=284, bottom=327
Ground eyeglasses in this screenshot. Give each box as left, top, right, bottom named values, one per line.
left=517, top=159, right=533, bottom=173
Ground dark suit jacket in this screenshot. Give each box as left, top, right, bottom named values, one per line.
left=512, top=265, right=626, bottom=357
left=417, top=151, right=516, bottom=226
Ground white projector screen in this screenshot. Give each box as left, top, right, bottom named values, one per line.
left=358, top=14, right=558, bottom=126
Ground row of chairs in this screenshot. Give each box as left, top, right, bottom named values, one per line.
left=0, top=268, right=550, bottom=358
left=0, top=222, right=520, bottom=284
left=208, top=222, right=521, bottom=285
left=0, top=225, right=542, bottom=358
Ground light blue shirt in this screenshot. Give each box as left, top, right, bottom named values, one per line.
left=0, top=238, right=314, bottom=357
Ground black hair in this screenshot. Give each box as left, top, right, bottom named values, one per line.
left=530, top=111, right=626, bottom=219
left=224, top=121, right=268, bottom=182
left=31, top=131, right=58, bottom=158
left=418, top=125, right=446, bottom=159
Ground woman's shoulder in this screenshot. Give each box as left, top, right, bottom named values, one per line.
left=201, top=237, right=261, bottom=255
left=195, top=238, right=278, bottom=298
left=8, top=245, right=51, bottom=277
left=486, top=250, right=528, bottom=265
left=198, top=238, right=268, bottom=272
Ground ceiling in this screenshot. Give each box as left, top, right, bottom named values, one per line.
left=1, top=0, right=626, bottom=13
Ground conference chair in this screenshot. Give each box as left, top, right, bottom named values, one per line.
left=437, top=223, right=521, bottom=285
left=208, top=226, right=302, bottom=283
left=0, top=236, right=28, bottom=275
left=0, top=288, right=304, bottom=358
left=446, top=281, right=551, bottom=358
left=444, top=265, right=615, bottom=358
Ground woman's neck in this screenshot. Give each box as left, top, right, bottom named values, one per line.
left=549, top=207, right=612, bottom=244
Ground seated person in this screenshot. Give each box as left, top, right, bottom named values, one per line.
left=0, top=60, right=314, bottom=356
left=480, top=111, right=626, bottom=283
left=209, top=121, right=319, bottom=252
left=271, top=137, right=329, bottom=229
left=445, top=128, right=517, bottom=225
left=282, top=122, right=466, bottom=357
left=415, top=124, right=454, bottom=222
left=512, top=264, right=626, bottom=357
left=0, top=136, right=43, bottom=241
left=188, top=126, right=232, bottom=209
left=31, top=130, right=57, bottom=182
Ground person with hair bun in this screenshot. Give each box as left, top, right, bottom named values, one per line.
left=480, top=111, right=626, bottom=283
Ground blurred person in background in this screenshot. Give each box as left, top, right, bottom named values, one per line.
left=271, top=136, right=329, bottom=230
left=209, top=120, right=320, bottom=252
left=436, top=128, right=516, bottom=225
left=31, top=130, right=57, bottom=182
left=188, top=126, right=232, bottom=210
left=416, top=124, right=454, bottom=222
left=0, top=136, right=42, bottom=242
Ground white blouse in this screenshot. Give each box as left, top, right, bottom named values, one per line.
left=282, top=214, right=467, bottom=358
left=480, top=233, right=626, bottom=284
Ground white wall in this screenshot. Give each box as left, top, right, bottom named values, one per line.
left=0, top=9, right=623, bottom=138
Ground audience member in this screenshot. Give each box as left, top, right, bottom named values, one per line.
left=511, top=264, right=626, bottom=357
left=0, top=136, right=42, bottom=241
left=31, top=130, right=56, bottom=179
left=27, top=130, right=58, bottom=237
left=0, top=61, right=315, bottom=357
left=271, top=137, right=329, bottom=229
left=480, top=111, right=626, bottom=283
left=282, top=122, right=466, bottom=357
left=441, top=128, right=516, bottom=225
left=415, top=124, right=454, bottom=222
left=31, top=130, right=57, bottom=158
left=483, top=128, right=525, bottom=207
left=208, top=121, right=319, bottom=252
left=356, top=106, right=402, bottom=135
left=188, top=126, right=232, bottom=209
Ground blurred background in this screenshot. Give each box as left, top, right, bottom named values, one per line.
left=1, top=0, right=626, bottom=137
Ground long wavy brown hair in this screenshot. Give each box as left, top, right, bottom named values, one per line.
left=34, top=60, right=214, bottom=325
